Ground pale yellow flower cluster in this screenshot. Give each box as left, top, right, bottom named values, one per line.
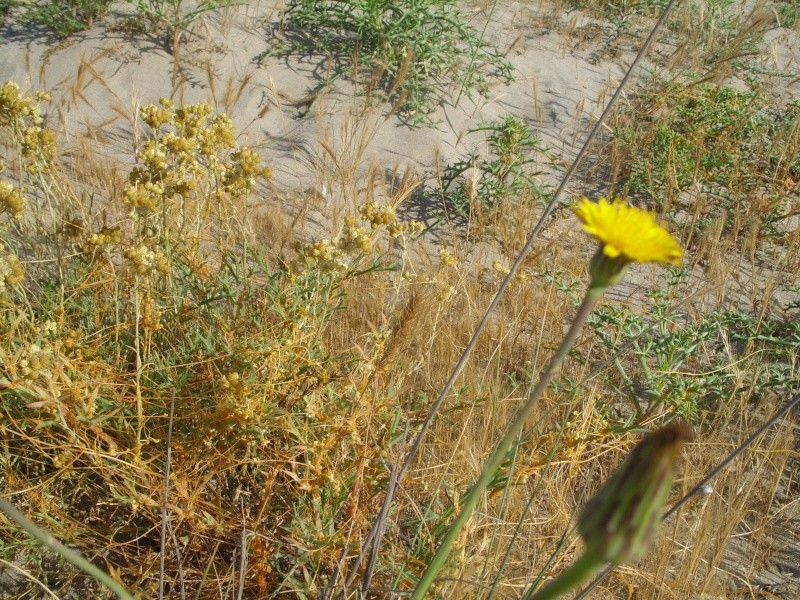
left=197, top=114, right=236, bottom=156
left=224, top=147, right=272, bottom=196
left=490, top=260, right=528, bottom=283
left=123, top=244, right=168, bottom=276
left=0, top=81, right=55, bottom=171
left=12, top=342, right=54, bottom=382
left=301, top=238, right=351, bottom=274
left=0, top=246, right=24, bottom=290
left=87, top=226, right=122, bottom=248
left=300, top=202, right=423, bottom=274
left=0, top=82, right=52, bottom=297
left=122, top=99, right=273, bottom=279
left=360, top=201, right=397, bottom=227
left=126, top=99, right=271, bottom=218
left=140, top=101, right=173, bottom=129
left=491, top=260, right=510, bottom=276
left=339, top=216, right=372, bottom=253
left=220, top=371, right=243, bottom=391
left=123, top=181, right=164, bottom=213
left=360, top=201, right=424, bottom=238
left=438, top=247, right=457, bottom=268
left=0, top=81, right=50, bottom=126
left=0, top=180, right=25, bottom=218
left=18, top=125, right=56, bottom=166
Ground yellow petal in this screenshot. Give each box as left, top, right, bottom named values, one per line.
left=573, top=197, right=683, bottom=266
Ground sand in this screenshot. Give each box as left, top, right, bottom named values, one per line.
left=0, top=1, right=632, bottom=219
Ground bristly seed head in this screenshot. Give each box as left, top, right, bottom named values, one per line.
left=578, top=422, right=693, bottom=565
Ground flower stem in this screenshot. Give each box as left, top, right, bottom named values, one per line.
left=0, top=497, right=135, bottom=600
left=524, top=552, right=605, bottom=600
left=411, top=287, right=604, bottom=599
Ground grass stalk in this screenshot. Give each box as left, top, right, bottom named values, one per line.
left=411, top=287, right=604, bottom=598
left=159, top=389, right=177, bottom=600
left=525, top=552, right=603, bottom=600
left=0, top=497, right=136, bottom=600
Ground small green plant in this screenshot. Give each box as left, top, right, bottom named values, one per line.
left=129, top=0, right=243, bottom=54
left=441, top=115, right=553, bottom=222
left=283, top=0, right=514, bottom=127
left=568, top=0, right=670, bottom=17
left=588, top=270, right=726, bottom=420
left=773, top=0, right=800, bottom=27
left=587, top=269, right=800, bottom=421
left=624, top=85, right=764, bottom=200
left=612, top=83, right=800, bottom=244
left=682, top=0, right=764, bottom=69
left=784, top=285, right=800, bottom=311
left=16, top=0, right=113, bottom=37
left=567, top=0, right=670, bottom=50
left=0, top=1, right=19, bottom=27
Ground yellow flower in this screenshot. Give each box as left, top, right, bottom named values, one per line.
left=573, top=197, right=683, bottom=266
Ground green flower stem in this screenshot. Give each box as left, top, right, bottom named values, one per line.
left=524, top=551, right=604, bottom=600
left=0, top=497, right=135, bottom=600
left=411, top=286, right=605, bottom=599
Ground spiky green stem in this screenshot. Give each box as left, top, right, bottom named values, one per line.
left=0, top=497, right=135, bottom=600
left=410, top=287, right=604, bottom=599
left=525, top=552, right=605, bottom=600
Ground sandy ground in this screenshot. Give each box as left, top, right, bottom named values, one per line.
left=1, top=0, right=798, bottom=597
left=0, top=1, right=628, bottom=222
left=2, top=2, right=795, bottom=296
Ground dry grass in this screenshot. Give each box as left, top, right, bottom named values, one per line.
left=0, top=1, right=799, bottom=599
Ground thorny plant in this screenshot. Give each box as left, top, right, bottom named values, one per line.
left=565, top=0, right=778, bottom=71
left=441, top=115, right=555, bottom=227
left=611, top=83, right=800, bottom=246
left=587, top=268, right=800, bottom=420
left=283, top=0, right=514, bottom=127
left=12, top=0, right=114, bottom=37
left=129, top=0, right=244, bottom=54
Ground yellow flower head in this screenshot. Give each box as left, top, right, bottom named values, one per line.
left=574, top=197, right=683, bottom=266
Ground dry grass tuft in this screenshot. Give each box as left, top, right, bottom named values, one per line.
left=0, top=1, right=799, bottom=599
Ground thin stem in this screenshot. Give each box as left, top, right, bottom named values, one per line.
left=236, top=503, right=248, bottom=600
left=411, top=288, right=604, bottom=599
left=133, top=282, right=144, bottom=464
left=524, top=552, right=604, bottom=600
left=159, top=389, right=176, bottom=600
left=168, top=520, right=187, bottom=599
left=0, top=497, right=135, bottom=600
